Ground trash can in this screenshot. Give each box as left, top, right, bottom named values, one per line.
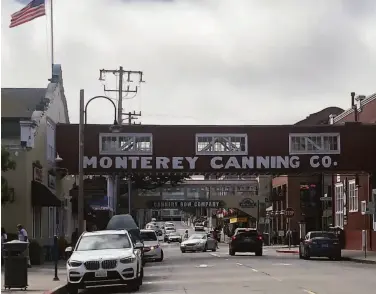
left=3, top=240, right=29, bottom=290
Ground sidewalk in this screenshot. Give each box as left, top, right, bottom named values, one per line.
left=341, top=250, right=376, bottom=264
left=2, top=262, right=67, bottom=294
left=275, top=247, right=376, bottom=264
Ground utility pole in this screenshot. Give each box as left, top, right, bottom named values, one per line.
left=99, top=66, right=145, bottom=124
left=123, top=111, right=142, bottom=125
left=98, top=66, right=145, bottom=216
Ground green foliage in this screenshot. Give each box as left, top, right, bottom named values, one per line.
left=131, top=174, right=189, bottom=190
left=1, top=148, right=16, bottom=205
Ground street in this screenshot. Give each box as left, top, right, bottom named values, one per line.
left=84, top=222, right=376, bottom=294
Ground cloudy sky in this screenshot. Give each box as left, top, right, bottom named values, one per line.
left=2, top=0, right=376, bottom=125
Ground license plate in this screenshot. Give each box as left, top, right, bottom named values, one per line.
left=322, top=244, right=328, bottom=248
left=244, top=238, right=252, bottom=242
left=95, top=270, right=107, bottom=278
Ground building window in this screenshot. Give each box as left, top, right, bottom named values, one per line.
left=334, top=183, right=344, bottom=228
left=48, top=207, right=56, bottom=237
left=99, top=133, right=153, bottom=155
left=32, top=207, right=42, bottom=238
left=289, top=133, right=340, bottom=155
left=348, top=180, right=358, bottom=212
left=195, top=133, right=248, bottom=155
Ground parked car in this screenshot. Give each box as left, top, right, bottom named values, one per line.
left=140, top=230, right=163, bottom=262
left=180, top=233, right=217, bottom=253
left=299, top=231, right=341, bottom=260
left=228, top=228, right=263, bottom=256
left=65, top=230, right=143, bottom=293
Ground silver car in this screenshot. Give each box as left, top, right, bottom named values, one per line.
left=180, top=233, right=217, bottom=253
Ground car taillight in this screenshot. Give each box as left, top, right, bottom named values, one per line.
left=257, top=235, right=263, bottom=241
left=231, top=236, right=236, bottom=241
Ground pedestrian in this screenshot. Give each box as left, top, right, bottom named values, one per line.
left=1, top=227, right=8, bottom=265
left=17, top=224, right=31, bottom=268
left=184, top=230, right=189, bottom=240
left=71, top=228, right=79, bottom=248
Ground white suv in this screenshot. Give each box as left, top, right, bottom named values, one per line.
left=65, top=230, right=143, bottom=293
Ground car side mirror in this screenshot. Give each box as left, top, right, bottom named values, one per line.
left=134, top=242, right=144, bottom=250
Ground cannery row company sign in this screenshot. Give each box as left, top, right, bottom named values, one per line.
left=148, top=200, right=225, bottom=209
left=83, top=155, right=340, bottom=171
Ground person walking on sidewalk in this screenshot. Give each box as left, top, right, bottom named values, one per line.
left=17, top=224, right=31, bottom=268
left=1, top=227, right=8, bottom=265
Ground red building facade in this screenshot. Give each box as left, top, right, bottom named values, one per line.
left=331, top=93, right=376, bottom=250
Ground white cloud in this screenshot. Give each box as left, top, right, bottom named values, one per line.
left=2, top=0, right=376, bottom=125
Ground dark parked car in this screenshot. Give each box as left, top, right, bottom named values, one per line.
left=228, top=228, right=263, bottom=256
left=106, top=214, right=146, bottom=265
left=299, top=231, right=341, bottom=260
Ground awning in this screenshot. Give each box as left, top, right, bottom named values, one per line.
left=31, top=180, right=61, bottom=207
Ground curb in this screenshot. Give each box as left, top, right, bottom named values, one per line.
left=43, top=284, right=67, bottom=294
left=342, top=257, right=376, bottom=265
left=276, top=249, right=299, bottom=254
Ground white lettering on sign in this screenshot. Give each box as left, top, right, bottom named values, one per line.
left=83, top=155, right=338, bottom=169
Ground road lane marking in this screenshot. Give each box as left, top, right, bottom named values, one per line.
left=272, top=263, right=292, bottom=266
left=251, top=269, right=258, bottom=272
left=210, top=253, right=221, bottom=257
left=303, top=290, right=316, bottom=294
left=236, top=263, right=243, bottom=266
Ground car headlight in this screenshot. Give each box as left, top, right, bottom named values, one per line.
left=120, top=256, right=136, bottom=264
left=150, top=245, right=159, bottom=250
left=67, top=260, right=83, bottom=267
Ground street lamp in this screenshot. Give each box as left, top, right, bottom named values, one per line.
left=78, top=89, right=121, bottom=235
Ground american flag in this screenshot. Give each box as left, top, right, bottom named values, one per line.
left=10, top=0, right=46, bottom=28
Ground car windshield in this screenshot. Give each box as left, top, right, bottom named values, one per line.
left=76, top=234, right=131, bottom=251
left=310, top=232, right=336, bottom=239
left=189, top=234, right=205, bottom=240
left=170, top=232, right=180, bottom=236
left=141, top=231, right=157, bottom=241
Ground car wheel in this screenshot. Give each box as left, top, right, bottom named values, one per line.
left=203, top=244, right=208, bottom=252
left=255, top=249, right=263, bottom=256
left=299, top=248, right=303, bottom=259
left=67, top=283, right=78, bottom=294
left=157, top=250, right=164, bottom=262
left=181, top=249, right=186, bottom=253
left=128, top=281, right=140, bottom=292
left=229, top=249, right=235, bottom=256
left=212, top=247, right=217, bottom=252
left=304, top=248, right=310, bottom=260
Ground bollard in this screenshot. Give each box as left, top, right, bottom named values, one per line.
left=53, top=235, right=59, bottom=281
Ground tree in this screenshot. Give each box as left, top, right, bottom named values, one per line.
left=131, top=174, right=189, bottom=191
left=1, top=148, right=16, bottom=205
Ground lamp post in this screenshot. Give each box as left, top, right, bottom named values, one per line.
left=78, top=89, right=121, bottom=235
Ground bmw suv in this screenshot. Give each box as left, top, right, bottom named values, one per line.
left=65, top=230, right=144, bottom=293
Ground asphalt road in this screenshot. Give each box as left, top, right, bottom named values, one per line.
left=89, top=221, right=376, bottom=294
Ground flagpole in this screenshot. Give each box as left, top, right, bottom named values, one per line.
left=50, top=0, right=54, bottom=78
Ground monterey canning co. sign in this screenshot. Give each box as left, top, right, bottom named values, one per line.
left=83, top=155, right=339, bottom=170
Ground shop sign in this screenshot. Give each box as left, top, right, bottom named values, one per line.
left=239, top=198, right=256, bottom=208
left=33, top=166, right=43, bottom=182
left=149, top=200, right=224, bottom=209
left=230, top=217, right=248, bottom=224
left=48, top=173, right=56, bottom=190
left=83, top=155, right=339, bottom=170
